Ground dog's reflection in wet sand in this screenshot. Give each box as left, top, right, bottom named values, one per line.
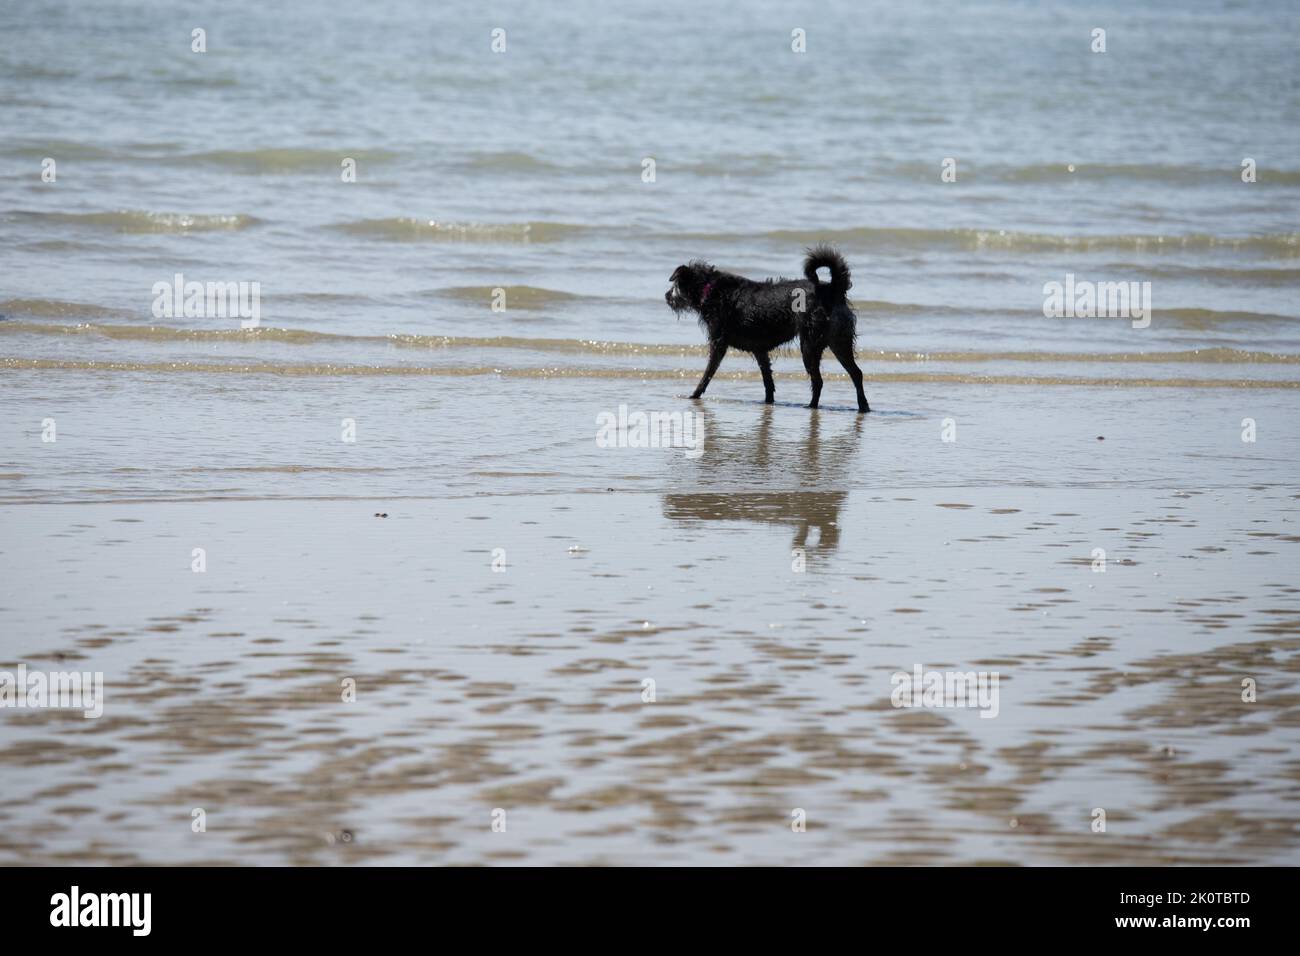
left=662, top=404, right=862, bottom=552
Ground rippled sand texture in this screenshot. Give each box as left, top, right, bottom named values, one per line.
left=1, top=374, right=1297, bottom=865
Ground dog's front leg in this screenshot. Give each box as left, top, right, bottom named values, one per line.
left=690, top=341, right=727, bottom=399
left=755, top=351, right=775, bottom=404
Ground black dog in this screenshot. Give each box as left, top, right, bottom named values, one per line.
left=665, top=246, right=870, bottom=413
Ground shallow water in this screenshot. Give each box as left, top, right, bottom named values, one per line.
left=2, top=0, right=1299, bottom=864
left=3, top=0, right=1299, bottom=367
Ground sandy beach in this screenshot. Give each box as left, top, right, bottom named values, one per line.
left=2, top=370, right=1298, bottom=865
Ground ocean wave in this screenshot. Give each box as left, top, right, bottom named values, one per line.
left=332, top=218, right=584, bottom=242
left=1, top=139, right=117, bottom=160
left=436, top=285, right=595, bottom=309
left=272, top=291, right=379, bottom=306
left=997, top=162, right=1300, bottom=186
left=0, top=300, right=133, bottom=320
left=177, top=465, right=393, bottom=474
left=0, top=321, right=699, bottom=353
left=1112, top=264, right=1300, bottom=286
left=0, top=321, right=369, bottom=346
left=677, top=155, right=798, bottom=177
left=869, top=161, right=1300, bottom=186
left=12, top=209, right=261, bottom=233
left=853, top=300, right=1000, bottom=317
left=16, top=239, right=109, bottom=254
left=459, top=151, right=563, bottom=172
left=676, top=226, right=1300, bottom=256
left=179, top=147, right=398, bottom=173
left=1159, top=307, right=1299, bottom=327
left=1, top=143, right=393, bottom=172
left=4, top=357, right=1297, bottom=389
left=4, top=321, right=1298, bottom=365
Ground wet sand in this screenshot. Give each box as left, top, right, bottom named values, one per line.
left=1, top=373, right=1297, bottom=865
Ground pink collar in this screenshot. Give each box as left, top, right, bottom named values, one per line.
left=700, top=282, right=714, bottom=303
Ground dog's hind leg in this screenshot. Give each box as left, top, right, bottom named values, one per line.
left=755, top=351, right=775, bottom=404
left=800, top=340, right=824, bottom=408
left=829, top=334, right=870, bottom=413
left=690, top=341, right=727, bottom=399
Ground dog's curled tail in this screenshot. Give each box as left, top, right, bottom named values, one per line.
left=803, top=245, right=852, bottom=300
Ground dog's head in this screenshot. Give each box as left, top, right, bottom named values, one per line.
left=665, top=261, right=718, bottom=315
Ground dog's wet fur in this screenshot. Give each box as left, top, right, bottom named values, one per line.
left=665, top=246, right=870, bottom=413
